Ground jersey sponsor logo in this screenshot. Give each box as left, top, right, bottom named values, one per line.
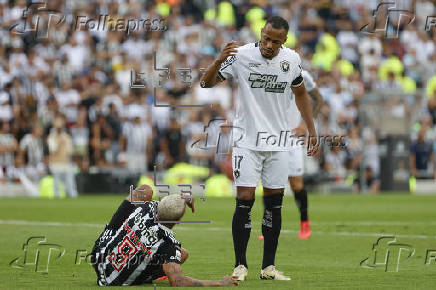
left=123, top=223, right=153, bottom=256
left=248, top=73, right=287, bottom=93
left=280, top=60, right=290, bottom=72
left=249, top=62, right=261, bottom=68
left=220, top=55, right=236, bottom=70
left=108, top=236, right=138, bottom=271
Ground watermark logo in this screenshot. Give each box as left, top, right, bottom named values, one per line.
left=424, top=249, right=436, bottom=265
left=360, top=2, right=415, bottom=38
left=425, top=16, right=436, bottom=32
left=360, top=236, right=415, bottom=272
left=9, top=1, right=166, bottom=40
left=190, top=118, right=243, bottom=154
left=131, top=51, right=209, bottom=108
left=9, top=236, right=65, bottom=273
left=75, top=16, right=166, bottom=34
left=9, top=1, right=65, bottom=40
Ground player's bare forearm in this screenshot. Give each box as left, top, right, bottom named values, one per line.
left=200, top=60, right=223, bottom=88
left=200, top=41, right=238, bottom=88
left=309, top=88, right=323, bottom=118
left=173, top=275, right=221, bottom=287
left=293, top=83, right=319, bottom=155
left=163, top=263, right=237, bottom=287
left=293, top=84, right=316, bottom=135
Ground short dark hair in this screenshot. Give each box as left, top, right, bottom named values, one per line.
left=265, top=16, right=289, bottom=32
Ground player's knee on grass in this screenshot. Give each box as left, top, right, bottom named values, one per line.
left=180, top=248, right=189, bottom=264
left=289, top=176, right=304, bottom=192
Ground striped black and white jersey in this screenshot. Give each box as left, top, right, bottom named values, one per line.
left=19, top=134, right=44, bottom=166
left=91, top=200, right=182, bottom=286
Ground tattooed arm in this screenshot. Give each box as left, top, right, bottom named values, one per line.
left=162, top=262, right=238, bottom=287
left=308, top=87, right=323, bottom=119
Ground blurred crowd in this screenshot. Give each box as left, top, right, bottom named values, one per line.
left=1, top=0, right=436, bottom=195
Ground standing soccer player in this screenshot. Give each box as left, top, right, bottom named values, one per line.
left=200, top=16, right=318, bottom=281
left=287, top=70, right=323, bottom=239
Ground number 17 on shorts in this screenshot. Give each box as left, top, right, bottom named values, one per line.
left=232, top=147, right=289, bottom=189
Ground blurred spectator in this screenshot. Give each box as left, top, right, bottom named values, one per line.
left=160, top=117, right=186, bottom=168
left=362, top=129, right=380, bottom=178
left=354, top=166, right=380, bottom=194
left=91, top=114, right=113, bottom=167
left=18, top=124, right=45, bottom=182
left=0, top=84, right=15, bottom=122
left=0, top=121, right=17, bottom=173
left=410, top=128, right=434, bottom=179
left=70, top=107, right=90, bottom=172
left=47, top=116, right=77, bottom=198
left=120, top=116, right=152, bottom=173
left=324, top=145, right=347, bottom=181
left=106, top=103, right=122, bottom=165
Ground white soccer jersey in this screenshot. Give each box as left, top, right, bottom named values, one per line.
left=218, top=42, right=303, bottom=151
left=287, top=70, right=317, bottom=132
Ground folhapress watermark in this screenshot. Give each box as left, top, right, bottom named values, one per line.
left=360, top=236, right=436, bottom=272
left=255, top=132, right=346, bottom=149
left=9, top=1, right=167, bottom=40
left=75, top=15, right=167, bottom=34
left=9, top=236, right=65, bottom=273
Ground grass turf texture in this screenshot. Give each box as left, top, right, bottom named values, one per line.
left=1, top=194, right=435, bottom=289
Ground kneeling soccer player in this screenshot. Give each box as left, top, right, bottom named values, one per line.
left=91, top=184, right=238, bottom=287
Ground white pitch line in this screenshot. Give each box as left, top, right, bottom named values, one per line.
left=1, top=220, right=436, bottom=239
left=2, top=219, right=434, bottom=227
left=0, top=219, right=103, bottom=228
left=310, top=221, right=436, bottom=226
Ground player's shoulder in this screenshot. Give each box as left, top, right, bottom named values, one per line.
left=280, top=47, right=301, bottom=62
left=238, top=42, right=257, bottom=51
left=158, top=224, right=180, bottom=244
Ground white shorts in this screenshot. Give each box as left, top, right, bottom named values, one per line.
left=232, top=147, right=289, bottom=189
left=288, top=145, right=304, bottom=177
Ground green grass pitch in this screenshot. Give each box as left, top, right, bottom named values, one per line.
left=1, top=194, right=436, bottom=289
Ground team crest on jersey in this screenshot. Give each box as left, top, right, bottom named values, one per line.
left=280, top=61, right=290, bottom=72
left=248, top=73, right=287, bottom=93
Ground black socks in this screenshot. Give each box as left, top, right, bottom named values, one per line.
left=232, top=198, right=254, bottom=268
left=261, top=193, right=283, bottom=269
left=294, top=188, right=308, bottom=221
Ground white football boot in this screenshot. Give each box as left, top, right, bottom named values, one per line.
left=232, top=265, right=248, bottom=281
left=260, top=265, right=291, bottom=280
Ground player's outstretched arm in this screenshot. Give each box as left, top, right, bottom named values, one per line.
left=200, top=41, right=238, bottom=88
left=292, top=83, right=318, bottom=156
left=163, top=262, right=238, bottom=287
